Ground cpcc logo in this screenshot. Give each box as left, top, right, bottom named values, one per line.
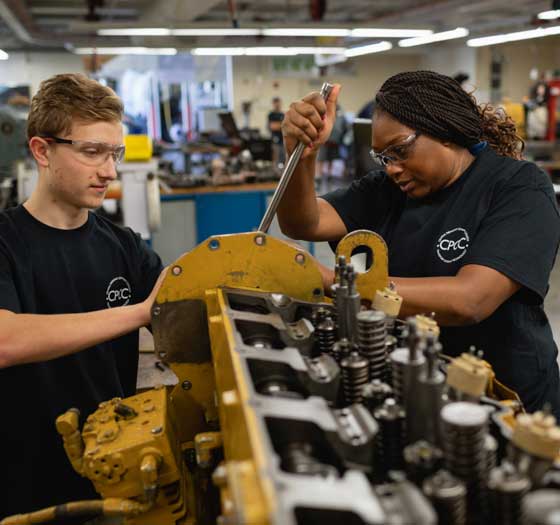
left=106, top=276, right=132, bottom=308
left=436, top=227, right=470, bottom=263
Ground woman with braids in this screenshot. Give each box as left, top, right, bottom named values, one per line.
left=278, top=70, right=560, bottom=416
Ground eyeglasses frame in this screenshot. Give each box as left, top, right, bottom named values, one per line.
left=40, top=135, right=126, bottom=166
left=369, top=132, right=420, bottom=167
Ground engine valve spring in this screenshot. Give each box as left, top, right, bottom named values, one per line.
left=485, top=434, right=498, bottom=479
left=330, top=284, right=339, bottom=327
left=373, top=398, right=405, bottom=479
left=341, top=351, right=369, bottom=405
left=441, top=402, right=490, bottom=524
left=357, top=310, right=388, bottom=382
left=423, top=469, right=467, bottom=525
left=389, top=348, right=408, bottom=404
left=315, top=313, right=337, bottom=356
left=488, top=465, right=530, bottom=525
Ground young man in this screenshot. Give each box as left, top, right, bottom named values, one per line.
left=0, top=74, right=165, bottom=518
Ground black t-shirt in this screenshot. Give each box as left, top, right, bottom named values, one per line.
left=0, top=205, right=163, bottom=518
left=323, top=146, right=560, bottom=416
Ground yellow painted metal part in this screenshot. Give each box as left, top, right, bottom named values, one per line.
left=46, top=231, right=391, bottom=525
left=79, top=389, right=179, bottom=499
left=167, top=363, right=219, bottom=445
left=155, top=232, right=325, bottom=444
left=157, top=232, right=325, bottom=306
left=67, top=388, right=189, bottom=525
left=335, top=229, right=389, bottom=301
left=206, top=288, right=277, bottom=524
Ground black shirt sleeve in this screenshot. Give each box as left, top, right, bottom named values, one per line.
left=321, top=170, right=400, bottom=233
left=0, top=244, right=20, bottom=313
left=462, top=164, right=560, bottom=301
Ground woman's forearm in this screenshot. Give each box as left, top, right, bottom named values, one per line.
left=392, top=275, right=481, bottom=326
left=277, top=154, right=321, bottom=239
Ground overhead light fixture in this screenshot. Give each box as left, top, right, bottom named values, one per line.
left=192, top=46, right=346, bottom=56
left=171, top=28, right=260, bottom=36
left=245, top=47, right=298, bottom=55
left=345, top=41, right=393, bottom=58
left=537, top=9, right=560, bottom=20
left=97, top=27, right=260, bottom=36
left=398, top=27, right=469, bottom=47
left=283, top=47, right=346, bottom=54
left=262, top=28, right=350, bottom=37
left=0, top=49, right=8, bottom=60
left=98, top=28, right=171, bottom=36
left=350, top=28, right=432, bottom=38
left=467, top=25, right=560, bottom=46
left=97, top=26, right=433, bottom=39
left=73, top=47, right=178, bottom=55
left=192, top=47, right=246, bottom=56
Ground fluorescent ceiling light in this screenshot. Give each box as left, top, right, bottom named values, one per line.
left=0, top=49, right=8, bottom=60
left=97, top=27, right=260, bottom=36
left=467, top=25, right=560, bottom=46
left=73, top=47, right=178, bottom=55
left=245, top=47, right=298, bottom=55
left=97, top=26, right=434, bottom=38
left=345, top=41, right=392, bottom=57
left=285, top=47, right=346, bottom=54
left=98, top=28, right=171, bottom=36
left=398, top=27, right=469, bottom=47
left=192, top=47, right=245, bottom=55
left=192, top=47, right=345, bottom=56
left=262, top=28, right=350, bottom=37
left=538, top=9, right=560, bottom=20
left=171, top=28, right=260, bottom=36
left=350, top=28, right=432, bottom=38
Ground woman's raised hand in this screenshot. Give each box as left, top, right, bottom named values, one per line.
left=281, top=84, right=341, bottom=160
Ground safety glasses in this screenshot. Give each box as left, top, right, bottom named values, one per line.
left=369, top=132, right=420, bottom=167
left=41, top=136, right=126, bottom=167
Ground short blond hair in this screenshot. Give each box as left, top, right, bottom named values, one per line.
left=27, top=73, right=123, bottom=140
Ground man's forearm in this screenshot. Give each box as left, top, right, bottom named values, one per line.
left=0, top=303, right=147, bottom=368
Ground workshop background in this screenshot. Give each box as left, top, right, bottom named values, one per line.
left=1, top=0, right=560, bottom=347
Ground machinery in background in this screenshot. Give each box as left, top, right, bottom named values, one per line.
left=546, top=79, right=560, bottom=142
left=3, top=230, right=560, bottom=525
left=158, top=109, right=279, bottom=190
left=0, top=106, right=29, bottom=209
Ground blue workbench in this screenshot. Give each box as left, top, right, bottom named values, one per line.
left=152, top=182, right=314, bottom=265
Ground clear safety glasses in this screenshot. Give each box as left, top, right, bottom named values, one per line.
left=42, top=136, right=126, bottom=167
left=369, top=132, right=420, bottom=167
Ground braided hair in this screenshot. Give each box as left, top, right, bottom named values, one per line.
left=375, top=70, right=524, bottom=159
